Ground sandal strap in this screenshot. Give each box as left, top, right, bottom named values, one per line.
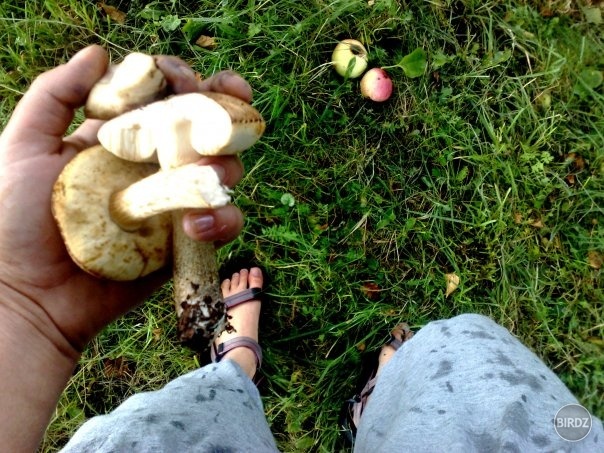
left=223, top=287, right=262, bottom=309
left=388, top=322, right=413, bottom=350
left=344, top=323, right=415, bottom=443
left=352, top=374, right=378, bottom=427
left=388, top=336, right=404, bottom=350
left=211, top=336, right=263, bottom=368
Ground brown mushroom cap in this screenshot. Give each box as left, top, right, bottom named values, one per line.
left=52, top=145, right=172, bottom=280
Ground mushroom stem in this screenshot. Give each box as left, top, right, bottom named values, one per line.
left=167, top=180, right=226, bottom=345
left=172, top=212, right=226, bottom=346
left=109, top=164, right=230, bottom=232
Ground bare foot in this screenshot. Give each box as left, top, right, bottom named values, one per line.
left=214, top=267, right=263, bottom=379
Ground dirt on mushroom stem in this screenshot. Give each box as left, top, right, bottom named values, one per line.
left=171, top=211, right=230, bottom=348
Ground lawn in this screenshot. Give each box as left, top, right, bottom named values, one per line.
left=0, top=0, right=602, bottom=451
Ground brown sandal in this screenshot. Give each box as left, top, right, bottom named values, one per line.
left=210, top=287, right=263, bottom=368
left=341, top=323, right=414, bottom=445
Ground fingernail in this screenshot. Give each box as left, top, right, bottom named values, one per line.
left=191, top=215, right=215, bottom=236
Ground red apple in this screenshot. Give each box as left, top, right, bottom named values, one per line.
left=360, top=68, right=393, bottom=102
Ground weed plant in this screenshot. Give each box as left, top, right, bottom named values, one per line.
left=0, top=1, right=602, bottom=451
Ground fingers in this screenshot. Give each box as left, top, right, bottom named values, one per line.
left=0, top=45, right=108, bottom=159
left=155, top=55, right=253, bottom=102
left=155, top=55, right=200, bottom=94
left=182, top=205, right=244, bottom=245
left=198, top=70, right=253, bottom=103
left=181, top=155, right=244, bottom=244
left=199, top=155, right=244, bottom=188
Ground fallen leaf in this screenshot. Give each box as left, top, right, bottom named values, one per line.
left=513, top=212, right=523, bottom=224
left=152, top=328, right=162, bottom=341
left=540, top=7, right=554, bottom=17
left=582, top=6, right=603, bottom=24
left=195, top=35, right=217, bottom=49
left=588, top=251, right=603, bottom=269
left=97, top=2, right=126, bottom=24
left=587, top=336, right=604, bottom=347
left=361, top=282, right=380, bottom=300
left=445, top=273, right=460, bottom=297
left=566, top=152, right=586, bottom=172
left=103, top=357, right=132, bottom=379
left=529, top=219, right=544, bottom=229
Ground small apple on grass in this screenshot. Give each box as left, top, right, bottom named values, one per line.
left=331, top=39, right=368, bottom=78
left=360, top=67, right=393, bottom=102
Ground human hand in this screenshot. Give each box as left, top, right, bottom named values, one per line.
left=0, top=45, right=249, bottom=355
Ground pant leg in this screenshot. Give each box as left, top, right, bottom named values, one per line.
left=354, top=313, right=603, bottom=452
left=61, top=360, right=279, bottom=453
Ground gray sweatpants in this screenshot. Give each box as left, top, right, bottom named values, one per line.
left=61, top=314, right=603, bottom=452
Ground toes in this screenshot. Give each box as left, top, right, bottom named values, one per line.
left=236, top=269, right=249, bottom=291
left=230, top=272, right=241, bottom=289
left=248, top=267, right=263, bottom=289
left=220, top=267, right=264, bottom=297
left=221, top=277, right=232, bottom=294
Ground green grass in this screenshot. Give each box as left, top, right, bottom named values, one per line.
left=1, top=0, right=602, bottom=451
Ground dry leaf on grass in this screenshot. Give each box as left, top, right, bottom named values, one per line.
left=361, top=282, right=381, bottom=300
left=196, top=35, right=218, bottom=49
left=98, top=2, right=126, bottom=24
left=564, top=152, right=587, bottom=185
left=103, top=357, right=132, bottom=379
left=588, top=251, right=603, bottom=269
left=445, top=273, right=460, bottom=297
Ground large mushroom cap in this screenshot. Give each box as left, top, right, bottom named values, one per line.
left=52, top=146, right=172, bottom=280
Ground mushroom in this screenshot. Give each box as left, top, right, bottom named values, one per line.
left=96, top=90, right=265, bottom=346
left=53, top=51, right=265, bottom=348
left=52, top=145, right=231, bottom=281
left=85, top=52, right=167, bottom=120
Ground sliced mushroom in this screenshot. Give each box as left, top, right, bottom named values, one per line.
left=97, top=92, right=266, bottom=166
left=52, top=145, right=231, bottom=281
left=85, top=53, right=167, bottom=120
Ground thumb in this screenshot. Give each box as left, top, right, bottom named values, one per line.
left=0, top=45, right=109, bottom=160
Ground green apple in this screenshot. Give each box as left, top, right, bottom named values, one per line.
left=331, top=39, right=368, bottom=78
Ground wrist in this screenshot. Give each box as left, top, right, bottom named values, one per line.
left=0, top=281, right=79, bottom=451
